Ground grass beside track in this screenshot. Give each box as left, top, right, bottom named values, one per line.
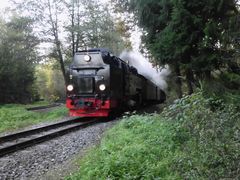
left=67, top=115, right=181, bottom=179
left=67, top=92, right=240, bottom=179
left=0, top=104, right=68, bottom=133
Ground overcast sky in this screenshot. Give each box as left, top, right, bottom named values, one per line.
left=1, top=0, right=239, bottom=53
left=0, top=0, right=141, bottom=52
left=0, top=0, right=109, bottom=10
left=0, top=0, right=10, bottom=9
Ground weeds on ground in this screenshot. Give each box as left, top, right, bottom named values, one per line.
left=67, top=114, right=181, bottom=179
left=0, top=104, right=68, bottom=133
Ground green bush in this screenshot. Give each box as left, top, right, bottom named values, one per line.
left=200, top=73, right=240, bottom=105
left=162, top=92, right=240, bottom=179
left=220, top=72, right=240, bottom=90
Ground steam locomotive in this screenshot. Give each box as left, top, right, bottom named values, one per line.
left=66, top=48, right=166, bottom=117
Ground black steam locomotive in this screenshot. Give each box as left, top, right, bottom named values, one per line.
left=66, top=48, right=166, bottom=117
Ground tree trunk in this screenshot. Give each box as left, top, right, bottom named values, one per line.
left=56, top=40, right=67, bottom=86
left=75, top=0, right=80, bottom=52
left=47, top=0, right=67, bottom=86
left=204, top=70, right=211, bottom=80
left=186, top=68, right=194, bottom=95
left=174, top=63, right=183, bottom=98
left=71, top=2, right=75, bottom=57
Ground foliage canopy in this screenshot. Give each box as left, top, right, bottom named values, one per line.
left=0, top=16, right=39, bottom=103
left=113, top=0, right=240, bottom=96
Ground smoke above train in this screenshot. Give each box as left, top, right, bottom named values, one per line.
left=120, top=51, right=170, bottom=90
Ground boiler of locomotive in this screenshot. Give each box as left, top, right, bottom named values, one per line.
left=66, top=51, right=110, bottom=98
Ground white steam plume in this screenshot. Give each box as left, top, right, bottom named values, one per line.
left=120, top=51, right=170, bottom=90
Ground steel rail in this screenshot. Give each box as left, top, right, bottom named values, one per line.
left=26, top=103, right=61, bottom=111
left=0, top=119, right=97, bottom=158
left=0, top=118, right=83, bottom=143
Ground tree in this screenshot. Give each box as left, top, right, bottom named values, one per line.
left=114, top=0, right=240, bottom=96
left=14, top=0, right=127, bottom=83
left=12, top=0, right=69, bottom=85
left=35, top=63, right=65, bottom=101
left=65, top=0, right=127, bottom=56
left=0, top=16, right=39, bottom=103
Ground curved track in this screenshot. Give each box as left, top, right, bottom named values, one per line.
left=26, top=103, right=61, bottom=111
left=0, top=118, right=98, bottom=158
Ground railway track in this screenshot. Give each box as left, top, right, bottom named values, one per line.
left=26, top=103, right=61, bottom=111
left=0, top=118, right=98, bottom=158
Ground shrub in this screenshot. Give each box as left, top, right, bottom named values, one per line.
left=162, top=92, right=240, bottom=179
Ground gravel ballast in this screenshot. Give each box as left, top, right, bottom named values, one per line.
left=0, top=118, right=117, bottom=179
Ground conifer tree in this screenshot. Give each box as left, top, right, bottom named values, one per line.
left=114, top=0, right=239, bottom=95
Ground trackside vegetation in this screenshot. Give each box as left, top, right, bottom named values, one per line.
left=67, top=91, right=240, bottom=179
left=0, top=104, right=68, bottom=133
